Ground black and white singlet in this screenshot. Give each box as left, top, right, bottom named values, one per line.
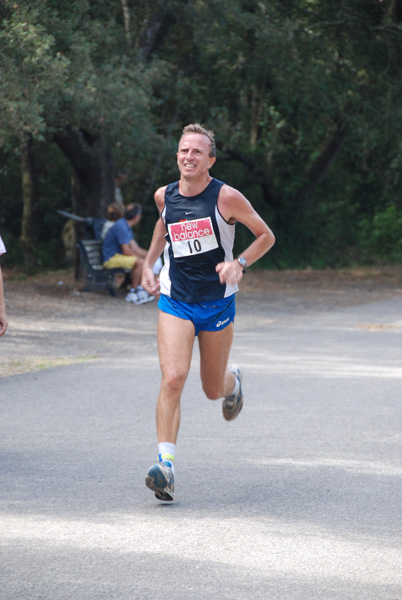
left=159, top=178, right=238, bottom=302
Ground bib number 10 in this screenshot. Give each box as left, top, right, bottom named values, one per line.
left=168, top=216, right=219, bottom=257
left=187, top=239, right=202, bottom=254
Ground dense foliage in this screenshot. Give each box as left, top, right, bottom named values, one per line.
left=1, top=0, right=402, bottom=270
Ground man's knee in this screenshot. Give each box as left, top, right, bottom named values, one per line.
left=162, top=370, right=188, bottom=395
left=134, top=257, right=144, bottom=270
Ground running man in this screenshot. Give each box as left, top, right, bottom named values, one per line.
left=141, top=123, right=275, bottom=501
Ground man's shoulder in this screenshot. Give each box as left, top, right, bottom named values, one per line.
left=218, top=183, right=244, bottom=202
left=105, top=218, right=130, bottom=242
left=155, top=182, right=177, bottom=197
left=155, top=185, right=167, bottom=198
left=155, top=183, right=174, bottom=210
left=111, top=217, right=128, bottom=231
left=217, top=183, right=250, bottom=223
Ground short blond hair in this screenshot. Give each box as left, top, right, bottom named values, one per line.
left=181, top=123, right=216, bottom=157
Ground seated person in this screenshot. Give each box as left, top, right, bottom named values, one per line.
left=101, top=202, right=125, bottom=241
left=102, top=204, right=155, bottom=304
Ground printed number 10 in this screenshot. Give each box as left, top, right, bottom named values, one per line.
left=187, top=239, right=202, bottom=254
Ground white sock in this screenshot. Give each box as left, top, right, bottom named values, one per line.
left=158, top=442, right=176, bottom=471
left=231, top=374, right=240, bottom=397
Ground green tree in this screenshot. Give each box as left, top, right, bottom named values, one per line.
left=1, top=0, right=402, bottom=271
left=0, top=3, right=69, bottom=270
left=0, top=0, right=163, bottom=269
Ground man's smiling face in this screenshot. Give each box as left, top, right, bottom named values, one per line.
left=177, top=133, right=216, bottom=179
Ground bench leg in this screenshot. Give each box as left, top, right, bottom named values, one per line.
left=107, top=285, right=119, bottom=297
left=119, top=273, right=132, bottom=290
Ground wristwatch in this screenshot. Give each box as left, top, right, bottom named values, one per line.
left=236, top=256, right=248, bottom=272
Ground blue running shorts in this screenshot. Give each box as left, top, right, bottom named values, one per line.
left=158, top=294, right=236, bottom=336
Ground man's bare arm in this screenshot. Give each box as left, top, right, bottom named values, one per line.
left=141, top=187, right=168, bottom=295
left=216, top=185, right=275, bottom=286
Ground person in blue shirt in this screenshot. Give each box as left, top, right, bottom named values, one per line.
left=100, top=202, right=125, bottom=241
left=102, top=204, right=155, bottom=305
left=141, top=123, right=275, bottom=501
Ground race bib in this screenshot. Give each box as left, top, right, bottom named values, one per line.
left=168, top=217, right=218, bottom=258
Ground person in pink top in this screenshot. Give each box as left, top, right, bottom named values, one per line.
left=0, top=234, right=8, bottom=337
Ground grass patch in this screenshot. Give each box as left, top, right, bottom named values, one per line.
left=0, top=355, right=97, bottom=378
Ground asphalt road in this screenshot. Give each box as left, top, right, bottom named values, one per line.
left=0, top=293, right=401, bottom=600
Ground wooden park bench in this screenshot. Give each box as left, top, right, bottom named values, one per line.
left=76, top=239, right=130, bottom=297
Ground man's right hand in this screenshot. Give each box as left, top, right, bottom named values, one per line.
left=142, top=266, right=160, bottom=296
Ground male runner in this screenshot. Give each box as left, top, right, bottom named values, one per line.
left=141, top=123, right=275, bottom=501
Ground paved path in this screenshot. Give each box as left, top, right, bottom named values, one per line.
left=0, top=293, right=401, bottom=599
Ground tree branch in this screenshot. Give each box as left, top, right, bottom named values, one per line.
left=300, top=123, right=347, bottom=201
left=219, top=143, right=279, bottom=207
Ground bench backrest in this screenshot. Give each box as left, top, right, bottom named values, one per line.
left=77, top=239, right=103, bottom=270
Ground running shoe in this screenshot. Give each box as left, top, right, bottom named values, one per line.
left=135, top=287, right=155, bottom=304
left=222, top=365, right=244, bottom=421
left=145, top=461, right=174, bottom=501
left=125, top=290, right=139, bottom=303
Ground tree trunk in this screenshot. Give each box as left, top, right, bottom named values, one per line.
left=300, top=123, right=347, bottom=201
left=120, top=0, right=132, bottom=48
left=53, top=126, right=114, bottom=218
left=20, top=131, right=40, bottom=274
left=53, top=126, right=114, bottom=279
left=384, top=0, right=402, bottom=21
left=249, top=69, right=269, bottom=147
left=134, top=1, right=167, bottom=61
